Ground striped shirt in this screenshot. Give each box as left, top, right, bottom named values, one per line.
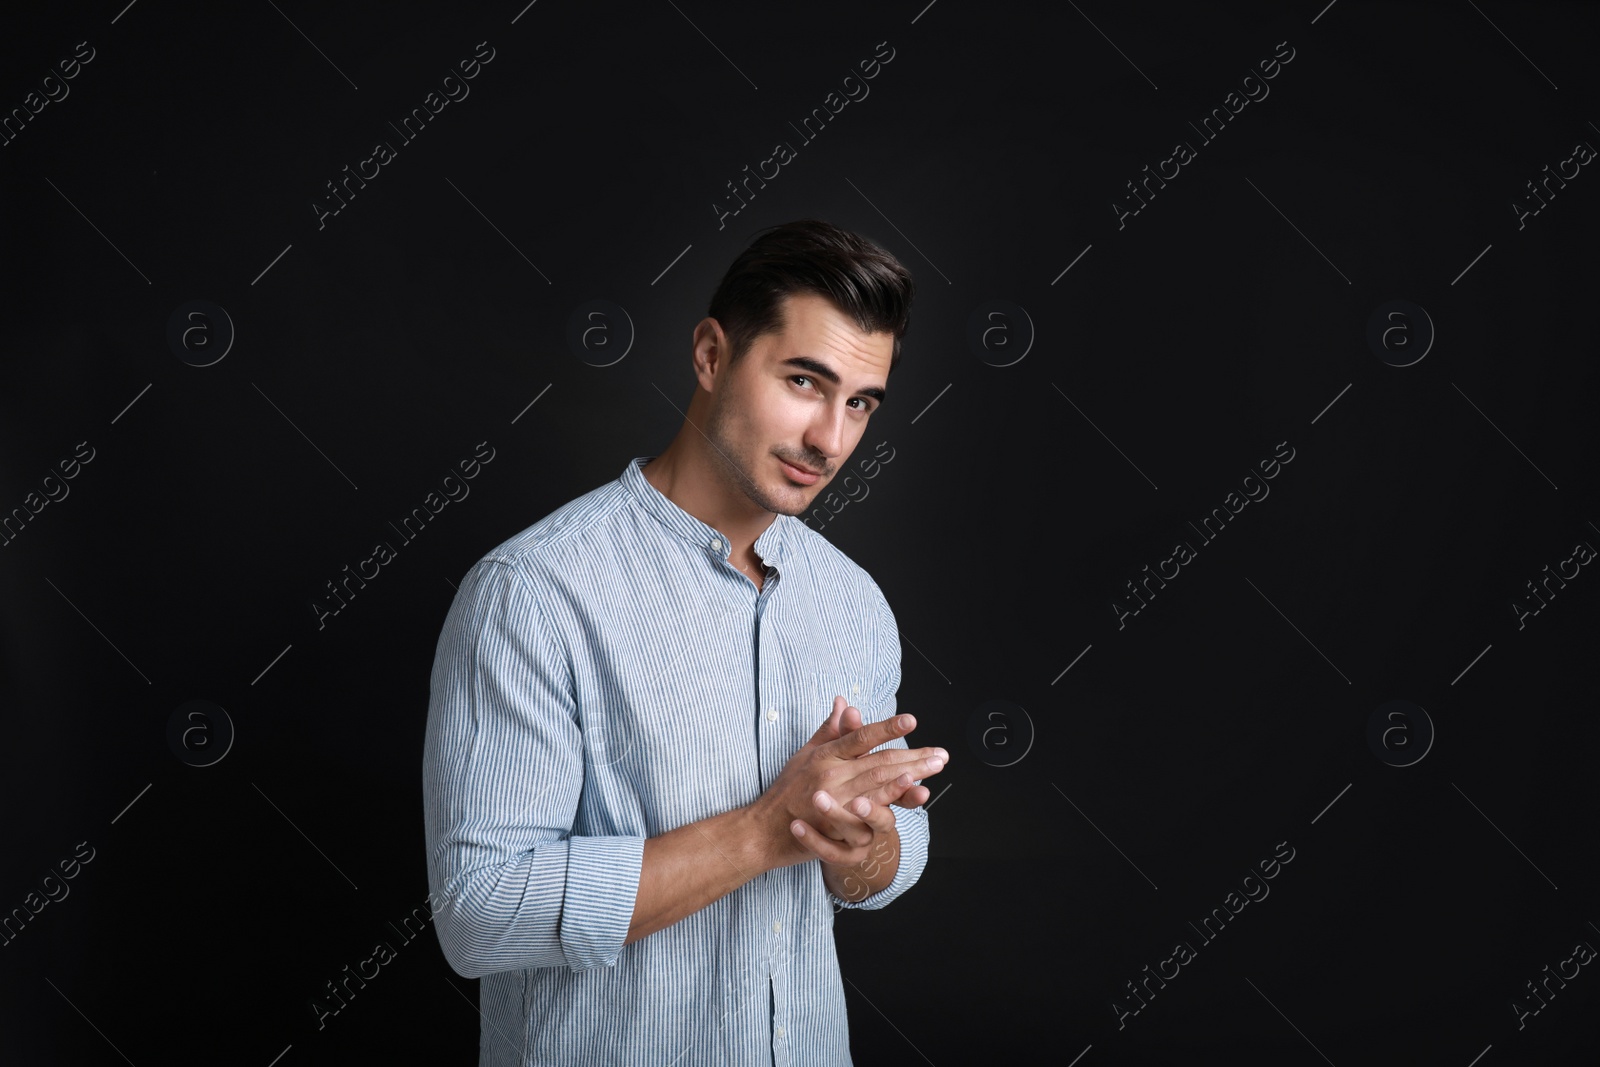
left=423, top=454, right=930, bottom=1066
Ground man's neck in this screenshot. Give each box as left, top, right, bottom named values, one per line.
left=642, top=445, right=776, bottom=565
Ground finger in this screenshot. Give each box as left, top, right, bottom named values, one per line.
left=809, top=790, right=874, bottom=847
left=789, top=818, right=868, bottom=866
left=809, top=697, right=846, bottom=745
left=851, top=744, right=948, bottom=772
left=841, top=703, right=863, bottom=735
left=838, top=792, right=898, bottom=834
left=826, top=712, right=916, bottom=760
left=857, top=773, right=932, bottom=810
left=837, top=765, right=941, bottom=812
left=838, top=748, right=947, bottom=794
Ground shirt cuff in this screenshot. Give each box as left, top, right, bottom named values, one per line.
left=559, top=834, right=646, bottom=970
left=828, top=802, right=929, bottom=911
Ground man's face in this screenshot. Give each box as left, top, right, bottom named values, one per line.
left=701, top=291, right=893, bottom=517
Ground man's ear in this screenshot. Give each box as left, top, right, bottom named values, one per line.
left=692, top=318, right=725, bottom=393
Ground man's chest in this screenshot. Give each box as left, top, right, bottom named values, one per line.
left=558, top=584, right=875, bottom=832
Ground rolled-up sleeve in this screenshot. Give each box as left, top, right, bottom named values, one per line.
left=423, top=557, right=645, bottom=977
left=829, top=584, right=930, bottom=911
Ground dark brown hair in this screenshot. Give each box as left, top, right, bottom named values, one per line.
left=707, top=218, right=914, bottom=374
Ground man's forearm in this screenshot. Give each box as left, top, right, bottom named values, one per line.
left=821, top=818, right=900, bottom=904
left=625, top=804, right=776, bottom=946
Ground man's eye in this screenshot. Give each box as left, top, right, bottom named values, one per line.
left=793, top=376, right=872, bottom=413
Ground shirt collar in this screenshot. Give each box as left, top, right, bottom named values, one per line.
left=621, top=455, right=791, bottom=569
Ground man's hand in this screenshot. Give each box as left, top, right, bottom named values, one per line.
left=825, top=698, right=938, bottom=810
left=752, top=696, right=948, bottom=871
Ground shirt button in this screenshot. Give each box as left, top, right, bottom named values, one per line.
left=775, top=1026, right=785, bottom=1039
left=765, top=708, right=778, bottom=722
left=772, top=920, right=782, bottom=933
left=851, top=684, right=859, bottom=695
left=710, top=538, right=721, bottom=552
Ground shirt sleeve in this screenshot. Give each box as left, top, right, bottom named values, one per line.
left=829, top=583, right=930, bottom=911
left=423, top=557, right=645, bottom=977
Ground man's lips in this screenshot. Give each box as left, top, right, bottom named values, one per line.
left=779, top=458, right=823, bottom=483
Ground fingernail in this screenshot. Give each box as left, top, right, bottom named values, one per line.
left=897, top=715, right=912, bottom=729
left=793, top=822, right=806, bottom=837
left=816, top=792, right=832, bottom=811
left=935, top=748, right=949, bottom=762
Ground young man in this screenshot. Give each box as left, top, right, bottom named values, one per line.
left=423, top=218, right=947, bottom=1065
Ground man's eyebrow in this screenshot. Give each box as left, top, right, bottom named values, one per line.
left=779, top=355, right=887, bottom=403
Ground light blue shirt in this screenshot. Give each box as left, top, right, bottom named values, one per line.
left=423, top=454, right=930, bottom=1066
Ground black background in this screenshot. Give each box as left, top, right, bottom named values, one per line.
left=3, top=0, right=1598, bottom=1063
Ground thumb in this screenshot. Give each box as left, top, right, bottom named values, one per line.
left=809, top=695, right=845, bottom=745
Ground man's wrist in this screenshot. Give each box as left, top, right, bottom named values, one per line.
left=739, top=798, right=788, bottom=874
left=823, top=817, right=901, bottom=903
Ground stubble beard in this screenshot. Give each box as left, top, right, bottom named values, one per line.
left=704, top=392, right=810, bottom=518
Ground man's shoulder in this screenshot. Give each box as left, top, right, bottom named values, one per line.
left=471, top=472, right=629, bottom=581
left=784, top=518, right=887, bottom=609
